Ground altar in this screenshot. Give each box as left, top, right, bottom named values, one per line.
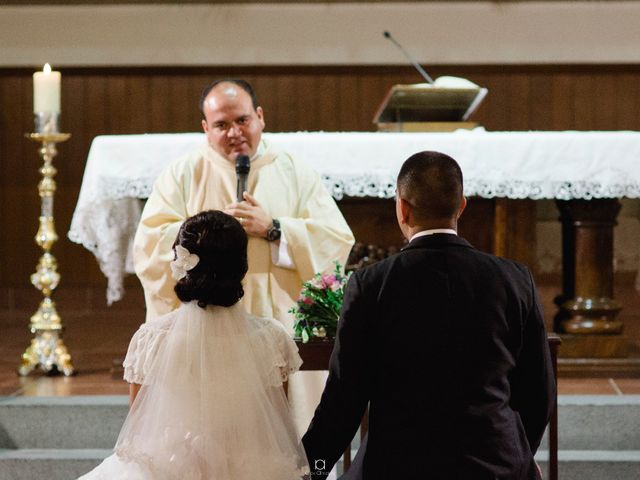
left=68, top=130, right=640, bottom=359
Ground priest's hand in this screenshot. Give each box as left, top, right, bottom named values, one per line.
left=224, top=192, right=272, bottom=238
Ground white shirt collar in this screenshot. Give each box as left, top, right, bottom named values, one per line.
left=252, top=138, right=267, bottom=161
left=410, top=228, right=457, bottom=242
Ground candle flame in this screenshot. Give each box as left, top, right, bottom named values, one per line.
left=43, top=63, right=52, bottom=74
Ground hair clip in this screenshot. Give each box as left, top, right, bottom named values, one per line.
left=170, top=245, right=200, bottom=281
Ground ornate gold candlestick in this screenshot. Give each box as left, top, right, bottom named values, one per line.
left=19, top=117, right=74, bottom=376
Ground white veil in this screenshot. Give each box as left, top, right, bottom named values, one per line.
left=114, top=302, right=309, bottom=480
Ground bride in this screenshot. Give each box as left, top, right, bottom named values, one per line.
left=78, top=210, right=309, bottom=479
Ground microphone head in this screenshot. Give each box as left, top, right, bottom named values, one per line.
left=383, top=31, right=391, bottom=38
left=235, top=154, right=250, bottom=175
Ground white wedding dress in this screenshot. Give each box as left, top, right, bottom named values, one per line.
left=78, top=301, right=309, bottom=480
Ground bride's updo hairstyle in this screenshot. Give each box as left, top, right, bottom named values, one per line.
left=173, top=210, right=248, bottom=308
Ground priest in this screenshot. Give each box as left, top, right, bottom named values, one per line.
left=133, top=79, right=353, bottom=325
left=132, top=78, right=354, bottom=429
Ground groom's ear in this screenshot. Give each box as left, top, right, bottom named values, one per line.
left=397, top=196, right=412, bottom=225
left=456, top=196, right=467, bottom=219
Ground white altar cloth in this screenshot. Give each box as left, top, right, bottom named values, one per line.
left=68, top=130, right=640, bottom=304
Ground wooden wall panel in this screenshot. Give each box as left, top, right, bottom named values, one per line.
left=481, top=73, right=510, bottom=129
left=358, top=72, right=385, bottom=129
left=616, top=74, right=639, bottom=130
left=507, top=74, right=532, bottom=131
left=149, top=76, right=171, bottom=132
left=84, top=74, right=108, bottom=136
left=295, top=75, right=318, bottom=129
left=573, top=74, right=596, bottom=130
left=594, top=74, right=617, bottom=131
left=275, top=76, right=298, bottom=132
left=530, top=73, right=554, bottom=130
left=316, top=75, right=340, bottom=131
left=551, top=74, right=574, bottom=129
left=337, top=76, right=361, bottom=131
left=168, top=75, right=198, bottom=132
left=2, top=64, right=640, bottom=298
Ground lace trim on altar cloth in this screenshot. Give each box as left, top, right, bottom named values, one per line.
left=75, top=175, right=640, bottom=205
left=98, top=176, right=155, bottom=200
left=323, top=174, right=397, bottom=200
left=322, top=176, right=640, bottom=201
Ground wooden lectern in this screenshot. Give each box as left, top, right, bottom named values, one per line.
left=373, top=82, right=487, bottom=132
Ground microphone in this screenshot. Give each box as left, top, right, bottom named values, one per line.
left=235, top=154, right=250, bottom=202
left=383, top=30, right=434, bottom=85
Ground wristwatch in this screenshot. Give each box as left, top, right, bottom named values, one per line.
left=266, top=219, right=282, bottom=242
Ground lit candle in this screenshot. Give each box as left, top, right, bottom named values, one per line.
left=33, top=64, right=61, bottom=113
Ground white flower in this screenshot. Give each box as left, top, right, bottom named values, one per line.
left=170, top=245, right=200, bottom=281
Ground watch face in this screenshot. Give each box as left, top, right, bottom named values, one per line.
left=267, top=220, right=281, bottom=241
left=267, top=227, right=281, bottom=241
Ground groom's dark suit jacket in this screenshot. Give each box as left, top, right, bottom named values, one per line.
left=303, top=233, right=555, bottom=480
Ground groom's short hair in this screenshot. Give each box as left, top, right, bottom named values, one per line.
left=397, top=151, right=464, bottom=221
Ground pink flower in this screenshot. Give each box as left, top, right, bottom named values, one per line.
left=322, top=274, right=336, bottom=288
left=310, top=277, right=324, bottom=289
left=300, top=295, right=313, bottom=305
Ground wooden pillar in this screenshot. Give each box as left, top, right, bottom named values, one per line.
left=555, top=199, right=626, bottom=357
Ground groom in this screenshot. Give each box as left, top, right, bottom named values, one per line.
left=302, top=151, right=556, bottom=479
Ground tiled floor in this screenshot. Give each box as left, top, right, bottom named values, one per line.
left=2, top=368, right=640, bottom=397
left=558, top=377, right=640, bottom=395
left=2, top=275, right=640, bottom=398
left=0, top=368, right=129, bottom=397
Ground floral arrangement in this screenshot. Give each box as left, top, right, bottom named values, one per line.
left=290, top=263, right=350, bottom=343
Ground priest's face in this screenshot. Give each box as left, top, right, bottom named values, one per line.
left=201, top=83, right=266, bottom=161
